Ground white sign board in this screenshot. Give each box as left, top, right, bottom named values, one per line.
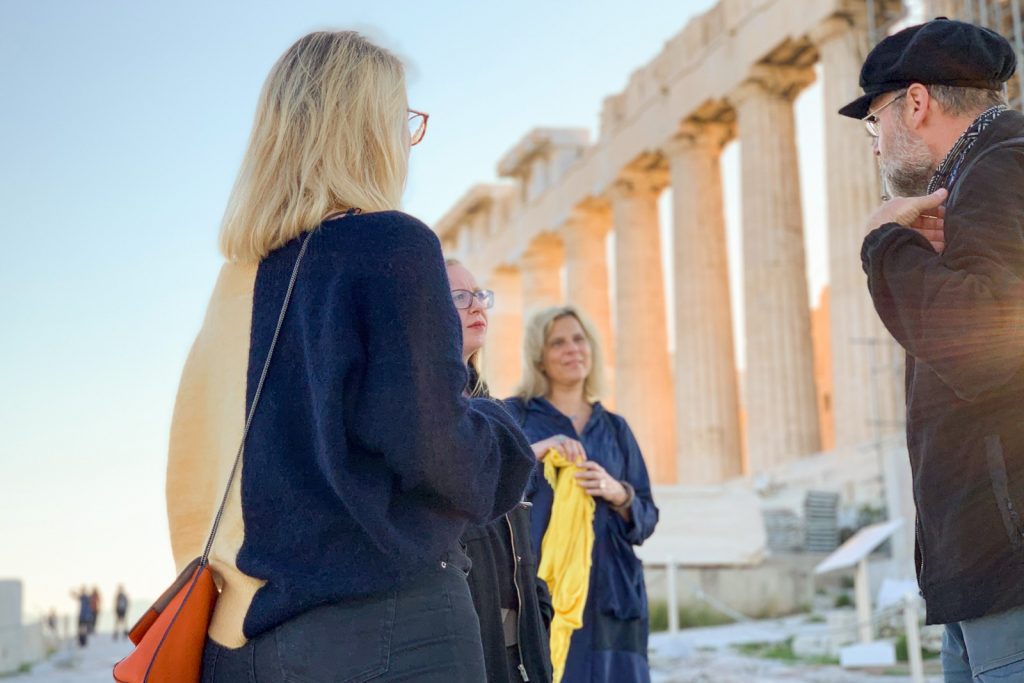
left=815, top=519, right=904, bottom=575
left=840, top=641, right=897, bottom=668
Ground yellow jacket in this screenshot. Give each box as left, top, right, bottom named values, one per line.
left=538, top=449, right=595, bottom=683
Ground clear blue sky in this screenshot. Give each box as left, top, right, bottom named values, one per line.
left=0, top=0, right=835, bottom=618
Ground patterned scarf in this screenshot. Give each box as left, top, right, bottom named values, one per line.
left=927, top=105, right=1009, bottom=193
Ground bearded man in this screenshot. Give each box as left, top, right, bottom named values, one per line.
left=842, top=17, right=1024, bottom=682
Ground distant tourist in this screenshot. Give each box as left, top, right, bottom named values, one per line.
left=88, top=586, right=100, bottom=635
left=71, top=586, right=93, bottom=647
left=844, top=18, right=1024, bottom=682
left=506, top=306, right=659, bottom=683
left=165, top=30, right=534, bottom=682
left=113, top=585, right=129, bottom=640
left=446, top=258, right=554, bottom=683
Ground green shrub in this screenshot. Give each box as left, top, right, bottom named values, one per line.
left=895, top=633, right=940, bottom=662
left=0, top=664, right=33, bottom=679
left=734, top=638, right=838, bottom=666
left=648, top=601, right=735, bottom=631
left=834, top=593, right=853, bottom=608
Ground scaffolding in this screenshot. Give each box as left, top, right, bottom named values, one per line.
left=921, top=0, right=1024, bottom=107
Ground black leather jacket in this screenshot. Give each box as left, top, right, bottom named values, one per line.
left=862, top=109, right=1024, bottom=624
left=462, top=502, right=553, bottom=682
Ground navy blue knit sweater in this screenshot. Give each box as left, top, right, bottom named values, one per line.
left=166, top=210, right=536, bottom=644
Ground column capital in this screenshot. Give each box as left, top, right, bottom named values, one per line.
left=731, top=64, right=816, bottom=106
left=608, top=168, right=664, bottom=201
left=664, top=120, right=733, bottom=160
left=490, top=263, right=521, bottom=280
left=809, top=14, right=858, bottom=47
left=563, top=205, right=611, bottom=238
left=812, top=0, right=903, bottom=45
left=521, top=232, right=564, bottom=265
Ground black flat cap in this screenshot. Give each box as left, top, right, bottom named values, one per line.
left=838, top=17, right=1016, bottom=119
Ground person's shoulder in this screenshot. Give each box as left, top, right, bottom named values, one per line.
left=997, top=109, right=1024, bottom=139
left=503, top=396, right=527, bottom=410
left=504, top=395, right=548, bottom=415
left=358, top=209, right=434, bottom=237
left=594, top=401, right=623, bottom=423
left=954, top=128, right=1024, bottom=209
left=313, top=210, right=443, bottom=280
left=596, top=405, right=632, bottom=436
left=502, top=396, right=528, bottom=420
left=974, top=113, right=1024, bottom=167
left=319, top=210, right=437, bottom=252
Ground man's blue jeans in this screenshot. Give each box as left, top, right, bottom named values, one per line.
left=942, top=604, right=1024, bottom=681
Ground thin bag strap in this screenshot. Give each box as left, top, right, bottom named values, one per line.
left=199, top=230, right=315, bottom=565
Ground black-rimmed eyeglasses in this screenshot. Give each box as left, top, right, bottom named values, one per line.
left=451, top=289, right=494, bottom=310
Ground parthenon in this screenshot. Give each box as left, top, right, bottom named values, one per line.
left=435, top=0, right=1019, bottom=484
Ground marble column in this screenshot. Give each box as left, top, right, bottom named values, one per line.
left=563, top=207, right=615, bottom=403
left=609, top=171, right=677, bottom=483
left=813, top=15, right=904, bottom=454
left=486, top=265, right=524, bottom=398
left=924, top=0, right=960, bottom=19
left=666, top=123, right=743, bottom=483
left=730, top=65, right=821, bottom=473
left=520, top=234, right=564, bottom=316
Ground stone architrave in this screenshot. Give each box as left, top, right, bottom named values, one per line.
left=730, top=65, right=822, bottom=473
left=486, top=266, right=524, bottom=398
left=666, top=123, right=744, bottom=483
left=609, top=171, right=677, bottom=484
left=812, top=15, right=904, bottom=454
left=563, top=207, right=616, bottom=402
left=520, top=234, right=564, bottom=317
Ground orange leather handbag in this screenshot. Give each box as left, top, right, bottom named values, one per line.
left=113, top=231, right=316, bottom=682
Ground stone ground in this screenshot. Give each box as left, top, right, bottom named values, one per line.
left=11, top=622, right=944, bottom=682
left=651, top=646, right=943, bottom=682
left=9, top=636, right=132, bottom=683
left=649, top=619, right=944, bottom=683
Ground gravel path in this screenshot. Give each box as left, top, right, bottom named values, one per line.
left=11, top=624, right=945, bottom=682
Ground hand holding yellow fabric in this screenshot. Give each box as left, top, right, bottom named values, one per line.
left=538, top=448, right=596, bottom=683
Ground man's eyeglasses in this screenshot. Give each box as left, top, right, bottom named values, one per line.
left=451, top=289, right=494, bottom=310
left=409, top=109, right=429, bottom=146
left=863, top=92, right=906, bottom=137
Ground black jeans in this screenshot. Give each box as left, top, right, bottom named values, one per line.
left=201, top=549, right=485, bottom=683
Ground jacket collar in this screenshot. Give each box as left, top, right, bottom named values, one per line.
left=927, top=105, right=1009, bottom=194
left=526, top=396, right=606, bottom=422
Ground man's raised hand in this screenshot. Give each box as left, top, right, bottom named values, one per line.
left=868, top=188, right=948, bottom=243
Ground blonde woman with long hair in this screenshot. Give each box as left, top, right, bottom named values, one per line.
left=505, top=306, right=658, bottom=683
left=166, top=32, right=534, bottom=681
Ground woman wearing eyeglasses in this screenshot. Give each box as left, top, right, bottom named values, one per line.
left=445, top=259, right=554, bottom=683
left=165, top=31, right=535, bottom=682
